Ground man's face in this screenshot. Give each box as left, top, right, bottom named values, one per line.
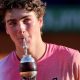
left=4, top=9, right=43, bottom=50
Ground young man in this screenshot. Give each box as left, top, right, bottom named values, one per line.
left=0, top=0, right=80, bottom=80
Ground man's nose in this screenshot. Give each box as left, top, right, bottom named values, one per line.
left=16, top=22, right=26, bottom=34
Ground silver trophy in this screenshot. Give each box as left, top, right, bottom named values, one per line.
left=19, top=39, right=37, bottom=80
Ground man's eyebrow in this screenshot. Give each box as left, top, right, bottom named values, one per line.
left=20, top=15, right=29, bottom=20
left=7, top=19, right=17, bottom=23
left=7, top=15, right=30, bottom=23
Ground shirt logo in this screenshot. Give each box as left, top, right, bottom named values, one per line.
left=52, top=77, right=57, bottom=80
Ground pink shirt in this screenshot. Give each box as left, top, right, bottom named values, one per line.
left=0, top=51, right=21, bottom=80
left=0, top=43, right=80, bottom=80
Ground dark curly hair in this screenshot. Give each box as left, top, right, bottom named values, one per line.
left=0, top=0, right=46, bottom=18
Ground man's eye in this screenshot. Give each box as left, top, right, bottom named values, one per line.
left=23, top=18, right=31, bottom=23
left=8, top=21, right=17, bottom=26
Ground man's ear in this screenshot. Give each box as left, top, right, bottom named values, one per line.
left=39, top=16, right=43, bottom=28
left=6, top=28, right=9, bottom=35
left=4, top=21, right=9, bottom=35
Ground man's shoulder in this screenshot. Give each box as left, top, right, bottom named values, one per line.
left=47, top=43, right=80, bottom=64
left=0, top=51, right=18, bottom=67
left=47, top=43, right=80, bottom=56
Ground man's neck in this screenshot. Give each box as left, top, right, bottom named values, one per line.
left=34, top=42, right=46, bottom=61
left=15, top=41, right=46, bottom=61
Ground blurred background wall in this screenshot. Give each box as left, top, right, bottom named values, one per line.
left=0, top=0, right=80, bottom=58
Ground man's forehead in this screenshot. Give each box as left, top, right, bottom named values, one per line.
left=5, top=9, right=35, bottom=20
left=6, top=9, right=31, bottom=16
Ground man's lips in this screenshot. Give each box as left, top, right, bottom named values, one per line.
left=18, top=37, right=30, bottom=44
